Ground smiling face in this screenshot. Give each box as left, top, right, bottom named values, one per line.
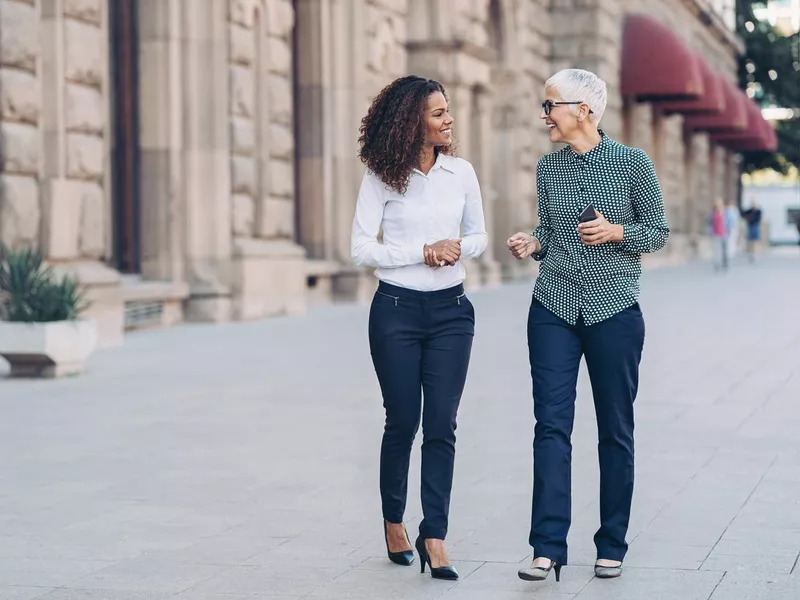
left=423, top=92, right=454, bottom=147
left=540, top=86, right=580, bottom=144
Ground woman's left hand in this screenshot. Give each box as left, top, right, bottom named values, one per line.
left=577, top=210, right=624, bottom=246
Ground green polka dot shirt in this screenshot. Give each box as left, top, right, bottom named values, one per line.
left=531, top=130, right=669, bottom=326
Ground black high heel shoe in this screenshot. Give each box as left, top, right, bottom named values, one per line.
left=414, top=535, right=459, bottom=580
left=383, top=521, right=414, bottom=566
left=518, top=558, right=562, bottom=582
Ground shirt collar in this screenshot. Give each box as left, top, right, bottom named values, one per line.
left=569, top=129, right=610, bottom=164
left=413, top=152, right=456, bottom=176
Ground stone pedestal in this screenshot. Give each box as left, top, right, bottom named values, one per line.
left=230, top=237, right=306, bottom=320
left=51, top=261, right=124, bottom=348
left=333, top=267, right=378, bottom=304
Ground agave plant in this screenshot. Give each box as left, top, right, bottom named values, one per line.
left=0, top=245, right=89, bottom=322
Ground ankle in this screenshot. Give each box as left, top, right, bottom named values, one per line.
left=424, top=539, right=449, bottom=565
left=425, top=538, right=447, bottom=551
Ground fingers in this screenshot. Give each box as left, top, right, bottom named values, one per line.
left=438, top=248, right=460, bottom=264
left=424, top=247, right=446, bottom=267
left=507, top=232, right=529, bottom=247
left=424, top=239, right=462, bottom=267
left=424, top=246, right=435, bottom=267
left=511, top=242, right=534, bottom=260
left=577, top=221, right=602, bottom=233
left=425, top=247, right=458, bottom=266
left=508, top=240, right=530, bottom=253
left=580, top=233, right=607, bottom=245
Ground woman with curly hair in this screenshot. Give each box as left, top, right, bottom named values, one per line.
left=351, top=75, right=488, bottom=580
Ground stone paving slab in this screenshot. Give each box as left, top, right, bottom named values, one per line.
left=1, top=250, right=799, bottom=599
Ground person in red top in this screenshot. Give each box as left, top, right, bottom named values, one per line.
left=708, top=199, right=728, bottom=271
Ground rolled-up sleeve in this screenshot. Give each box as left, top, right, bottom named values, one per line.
left=620, top=149, right=670, bottom=254
left=350, top=171, right=424, bottom=268
left=531, top=158, right=554, bottom=261
left=459, top=162, right=488, bottom=260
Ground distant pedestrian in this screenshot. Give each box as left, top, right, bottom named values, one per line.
left=351, top=75, right=488, bottom=580
left=794, top=217, right=800, bottom=252
left=507, top=68, right=668, bottom=584
left=708, top=200, right=728, bottom=271
left=724, top=199, right=740, bottom=261
left=741, top=201, right=763, bottom=262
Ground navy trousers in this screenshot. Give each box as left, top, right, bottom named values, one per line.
left=527, top=298, right=645, bottom=565
left=369, top=281, right=474, bottom=540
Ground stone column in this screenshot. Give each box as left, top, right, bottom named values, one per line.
left=491, top=92, right=520, bottom=278
left=294, top=0, right=332, bottom=261
left=36, top=0, right=123, bottom=346
left=329, top=0, right=376, bottom=301
left=693, top=134, right=713, bottom=257
left=1, top=0, right=41, bottom=252
left=682, top=129, right=698, bottom=256
left=227, top=0, right=307, bottom=320
left=138, top=0, right=186, bottom=283
left=180, top=0, right=234, bottom=321
left=471, top=87, right=501, bottom=287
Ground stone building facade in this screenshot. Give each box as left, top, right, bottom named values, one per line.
left=0, top=0, right=761, bottom=346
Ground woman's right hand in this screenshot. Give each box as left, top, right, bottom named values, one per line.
left=424, top=239, right=461, bottom=267
left=507, top=232, right=539, bottom=260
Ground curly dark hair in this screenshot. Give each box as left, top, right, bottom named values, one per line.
left=358, top=75, right=455, bottom=195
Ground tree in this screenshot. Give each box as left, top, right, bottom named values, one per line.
left=736, top=0, right=800, bottom=174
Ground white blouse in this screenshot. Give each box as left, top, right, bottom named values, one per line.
left=350, top=154, right=488, bottom=291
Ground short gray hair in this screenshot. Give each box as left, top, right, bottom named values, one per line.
left=545, top=69, right=607, bottom=124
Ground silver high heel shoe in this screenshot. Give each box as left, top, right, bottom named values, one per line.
left=518, top=558, right=561, bottom=582
left=594, top=560, right=623, bottom=578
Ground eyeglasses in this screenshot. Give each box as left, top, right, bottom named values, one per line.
left=541, top=100, right=593, bottom=116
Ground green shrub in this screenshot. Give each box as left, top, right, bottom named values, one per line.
left=0, top=245, right=89, bottom=323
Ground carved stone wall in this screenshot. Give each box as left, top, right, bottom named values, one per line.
left=228, top=0, right=295, bottom=241
left=0, top=0, right=122, bottom=347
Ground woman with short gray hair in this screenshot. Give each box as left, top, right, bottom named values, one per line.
left=508, top=68, right=669, bottom=583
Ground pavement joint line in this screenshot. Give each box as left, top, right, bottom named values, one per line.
left=707, top=570, right=728, bottom=600
left=704, top=453, right=780, bottom=563
left=629, top=446, right=721, bottom=547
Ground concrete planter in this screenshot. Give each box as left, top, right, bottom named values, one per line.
left=0, top=319, right=98, bottom=378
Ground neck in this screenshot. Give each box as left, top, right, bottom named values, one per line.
left=566, top=127, right=602, bottom=155
left=418, top=146, right=436, bottom=174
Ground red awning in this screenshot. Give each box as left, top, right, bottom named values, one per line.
left=715, top=109, right=778, bottom=152
left=621, top=14, right=703, bottom=100
left=711, top=100, right=763, bottom=144
left=683, top=79, right=748, bottom=133
left=659, top=56, right=726, bottom=115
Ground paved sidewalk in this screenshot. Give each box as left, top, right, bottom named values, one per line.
left=1, top=250, right=799, bottom=599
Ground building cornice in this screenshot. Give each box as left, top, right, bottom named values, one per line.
left=680, top=0, right=746, bottom=55
left=406, top=39, right=496, bottom=64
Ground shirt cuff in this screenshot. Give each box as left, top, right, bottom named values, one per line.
left=530, top=236, right=546, bottom=261
left=621, top=224, right=635, bottom=244
left=407, top=244, right=425, bottom=265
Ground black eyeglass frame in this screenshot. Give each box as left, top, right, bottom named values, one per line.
left=541, top=100, right=594, bottom=116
